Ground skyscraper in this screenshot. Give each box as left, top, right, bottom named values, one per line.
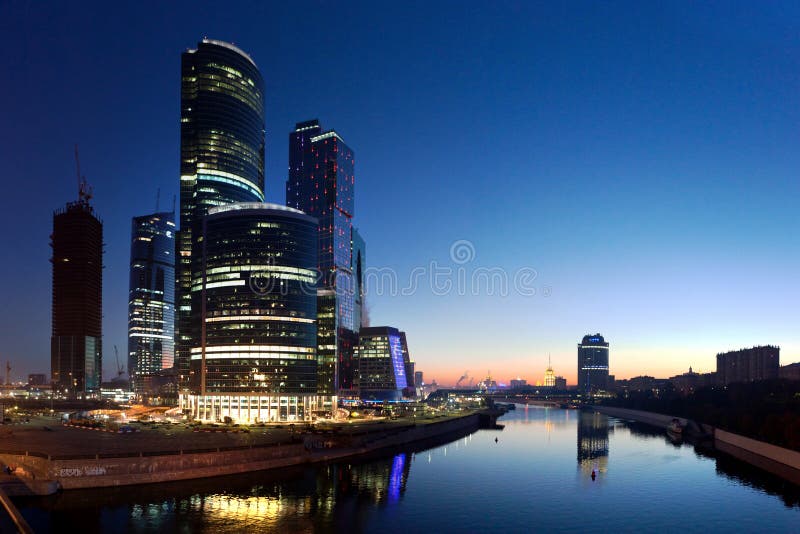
left=355, top=327, right=408, bottom=402
left=128, top=211, right=175, bottom=396
left=286, top=120, right=356, bottom=401
left=176, top=39, right=266, bottom=388
left=181, top=202, right=322, bottom=423
left=351, top=227, right=366, bottom=331
left=51, top=181, right=102, bottom=396
left=577, top=334, right=610, bottom=393
left=544, top=356, right=556, bottom=387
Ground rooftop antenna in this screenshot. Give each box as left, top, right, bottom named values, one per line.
left=5, top=361, right=9, bottom=386
left=172, top=194, right=176, bottom=215
left=155, top=187, right=161, bottom=212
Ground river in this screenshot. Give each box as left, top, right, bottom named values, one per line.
left=9, top=406, right=800, bottom=532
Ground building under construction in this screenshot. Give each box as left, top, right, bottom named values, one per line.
left=50, top=153, right=103, bottom=396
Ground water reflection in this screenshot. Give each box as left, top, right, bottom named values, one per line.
left=577, top=411, right=610, bottom=475
left=13, top=409, right=800, bottom=533
left=17, top=449, right=415, bottom=533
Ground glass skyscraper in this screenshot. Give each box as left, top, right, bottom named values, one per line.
left=577, top=333, right=610, bottom=393
left=51, top=192, right=102, bottom=396
left=176, top=39, right=266, bottom=388
left=181, top=202, right=323, bottom=423
left=286, top=120, right=357, bottom=400
left=128, top=211, right=175, bottom=396
left=355, top=327, right=409, bottom=402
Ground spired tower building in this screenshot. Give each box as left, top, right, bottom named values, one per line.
left=51, top=175, right=103, bottom=397
left=577, top=334, right=610, bottom=393
left=176, top=39, right=266, bottom=388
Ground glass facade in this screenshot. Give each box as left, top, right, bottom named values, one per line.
left=176, top=39, right=266, bottom=389
left=51, top=200, right=103, bottom=396
left=355, top=327, right=408, bottom=401
left=577, top=333, right=610, bottom=393
left=351, top=227, right=366, bottom=331
left=286, top=120, right=358, bottom=396
left=128, top=211, right=175, bottom=395
left=182, top=203, right=322, bottom=422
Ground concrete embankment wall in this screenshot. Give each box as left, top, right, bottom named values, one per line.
left=715, top=429, right=800, bottom=485
left=593, top=405, right=800, bottom=484
left=592, top=406, right=687, bottom=429
left=0, top=413, right=480, bottom=491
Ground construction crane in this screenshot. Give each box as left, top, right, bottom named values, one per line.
left=114, top=345, right=124, bottom=379
left=74, top=144, right=93, bottom=205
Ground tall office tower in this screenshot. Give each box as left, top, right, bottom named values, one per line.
left=577, top=334, right=609, bottom=393
left=128, top=211, right=175, bottom=396
left=176, top=39, right=266, bottom=389
left=716, top=346, right=779, bottom=385
left=181, top=203, right=322, bottom=423
left=355, top=327, right=408, bottom=402
left=286, top=120, right=356, bottom=401
left=51, top=181, right=102, bottom=397
left=351, top=227, right=366, bottom=330
left=400, top=331, right=415, bottom=397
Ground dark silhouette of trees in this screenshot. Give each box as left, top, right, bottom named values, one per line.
left=602, top=379, right=800, bottom=450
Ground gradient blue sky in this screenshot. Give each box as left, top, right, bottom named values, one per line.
left=1, top=1, right=798, bottom=385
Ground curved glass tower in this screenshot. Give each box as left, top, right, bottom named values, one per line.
left=577, top=333, right=610, bottom=393
left=182, top=203, right=322, bottom=423
left=176, top=39, right=265, bottom=388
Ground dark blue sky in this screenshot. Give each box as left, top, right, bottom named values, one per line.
left=1, top=1, right=798, bottom=383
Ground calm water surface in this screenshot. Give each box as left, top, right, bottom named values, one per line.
left=12, top=407, right=800, bottom=533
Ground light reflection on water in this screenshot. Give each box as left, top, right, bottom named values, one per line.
left=14, top=407, right=800, bottom=533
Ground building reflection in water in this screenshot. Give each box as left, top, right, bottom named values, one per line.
left=577, top=410, right=610, bottom=475
left=21, top=451, right=415, bottom=532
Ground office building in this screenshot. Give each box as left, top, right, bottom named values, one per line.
left=716, top=346, right=779, bottom=385
left=510, top=378, right=527, bottom=389
left=355, top=327, right=409, bottom=401
left=128, top=211, right=175, bottom=395
left=351, top=227, right=366, bottom=330
left=554, top=376, right=567, bottom=390
left=51, top=183, right=102, bottom=396
left=577, top=333, right=609, bottom=393
left=176, top=39, right=266, bottom=388
left=180, top=203, right=323, bottom=423
left=286, top=120, right=356, bottom=399
left=414, top=371, right=424, bottom=387
left=28, top=374, right=47, bottom=386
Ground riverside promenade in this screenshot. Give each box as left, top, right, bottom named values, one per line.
left=0, top=411, right=484, bottom=493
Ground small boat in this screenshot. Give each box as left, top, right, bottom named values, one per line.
left=667, top=418, right=684, bottom=436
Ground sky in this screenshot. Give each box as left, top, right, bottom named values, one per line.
left=0, top=1, right=798, bottom=386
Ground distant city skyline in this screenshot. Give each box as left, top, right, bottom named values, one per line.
left=1, top=2, right=798, bottom=385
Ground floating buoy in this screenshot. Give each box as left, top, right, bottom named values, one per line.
left=591, top=469, right=596, bottom=481
left=494, top=437, right=498, bottom=443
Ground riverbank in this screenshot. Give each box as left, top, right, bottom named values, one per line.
left=0, top=411, right=486, bottom=493
left=593, top=405, right=800, bottom=485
